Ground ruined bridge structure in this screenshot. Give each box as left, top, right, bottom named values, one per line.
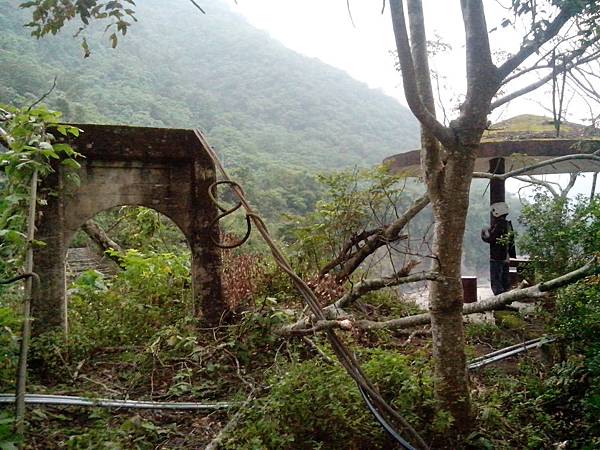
left=32, top=124, right=226, bottom=335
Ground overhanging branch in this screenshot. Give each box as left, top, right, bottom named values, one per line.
left=497, top=8, right=573, bottom=79
left=473, top=153, right=600, bottom=181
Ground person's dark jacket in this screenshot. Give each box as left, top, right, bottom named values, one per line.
left=481, top=217, right=516, bottom=261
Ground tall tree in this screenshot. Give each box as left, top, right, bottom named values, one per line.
left=388, top=0, right=600, bottom=432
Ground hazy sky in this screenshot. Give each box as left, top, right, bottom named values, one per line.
left=222, top=0, right=598, bottom=196
left=223, top=0, right=583, bottom=123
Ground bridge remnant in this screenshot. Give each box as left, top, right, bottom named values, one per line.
left=32, top=124, right=225, bottom=334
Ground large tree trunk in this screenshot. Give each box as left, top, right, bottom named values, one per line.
left=427, top=149, right=476, bottom=431
left=403, top=0, right=476, bottom=431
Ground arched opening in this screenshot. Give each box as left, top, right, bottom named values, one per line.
left=65, top=206, right=194, bottom=350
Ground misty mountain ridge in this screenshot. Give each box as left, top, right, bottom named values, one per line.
left=0, top=0, right=419, bottom=172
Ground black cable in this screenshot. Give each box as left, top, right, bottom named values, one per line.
left=0, top=273, right=33, bottom=285
left=359, top=385, right=417, bottom=450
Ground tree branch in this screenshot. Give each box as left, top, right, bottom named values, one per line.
left=279, top=270, right=443, bottom=335
left=284, top=257, right=598, bottom=334
left=513, top=175, right=560, bottom=199
left=460, top=0, right=499, bottom=112
left=332, top=193, right=430, bottom=280
left=389, top=0, right=454, bottom=148
left=81, top=219, right=123, bottom=266
left=319, top=229, right=380, bottom=277
left=473, top=153, right=600, bottom=181
left=492, top=46, right=600, bottom=110
left=559, top=172, right=579, bottom=200
left=407, top=0, right=444, bottom=184
left=497, top=8, right=573, bottom=79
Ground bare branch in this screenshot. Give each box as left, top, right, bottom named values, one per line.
left=492, top=74, right=553, bottom=110
left=333, top=193, right=430, bottom=280
left=345, top=0, right=356, bottom=27
left=513, top=175, right=560, bottom=199
left=334, top=261, right=425, bottom=309
left=497, top=8, right=573, bottom=79
left=284, top=258, right=598, bottom=334
left=27, top=76, right=57, bottom=112
left=280, top=270, right=443, bottom=335
left=492, top=46, right=600, bottom=110
left=189, top=0, right=206, bottom=14
left=559, top=172, right=579, bottom=199
left=389, top=0, right=454, bottom=148
left=473, top=153, right=600, bottom=181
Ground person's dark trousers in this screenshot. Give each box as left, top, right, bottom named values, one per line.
left=490, top=259, right=510, bottom=295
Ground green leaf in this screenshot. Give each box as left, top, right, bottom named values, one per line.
left=61, top=158, right=81, bottom=169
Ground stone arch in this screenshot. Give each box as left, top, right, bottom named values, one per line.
left=32, top=125, right=225, bottom=335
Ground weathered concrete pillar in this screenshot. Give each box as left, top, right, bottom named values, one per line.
left=190, top=149, right=226, bottom=325
left=32, top=169, right=67, bottom=334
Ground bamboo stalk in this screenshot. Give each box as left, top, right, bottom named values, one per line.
left=15, top=169, right=38, bottom=437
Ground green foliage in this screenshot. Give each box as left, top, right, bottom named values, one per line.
left=554, top=279, right=600, bottom=345
left=0, top=104, right=81, bottom=272
left=89, top=206, right=187, bottom=253
left=20, top=0, right=137, bottom=57
left=519, top=193, right=599, bottom=280
left=63, top=413, right=167, bottom=450
left=282, top=166, right=419, bottom=272
left=223, top=350, right=438, bottom=450
left=471, top=356, right=600, bottom=449
left=0, top=305, right=21, bottom=390
left=0, top=410, right=19, bottom=450
left=550, top=278, right=600, bottom=446
left=65, top=249, right=191, bottom=355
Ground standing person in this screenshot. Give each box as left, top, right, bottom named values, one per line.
left=481, top=202, right=516, bottom=295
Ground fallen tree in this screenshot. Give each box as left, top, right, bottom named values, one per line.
left=280, top=257, right=598, bottom=336
left=81, top=219, right=123, bottom=263
left=320, top=193, right=430, bottom=281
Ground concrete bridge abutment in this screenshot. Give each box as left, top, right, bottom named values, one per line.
left=32, top=125, right=226, bottom=335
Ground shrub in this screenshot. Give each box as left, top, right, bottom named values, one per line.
left=58, top=250, right=191, bottom=359
left=518, top=195, right=599, bottom=280
left=223, top=350, right=438, bottom=450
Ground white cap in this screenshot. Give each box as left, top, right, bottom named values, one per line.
left=491, top=202, right=509, bottom=217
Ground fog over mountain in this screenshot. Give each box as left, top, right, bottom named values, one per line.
left=0, top=0, right=419, bottom=171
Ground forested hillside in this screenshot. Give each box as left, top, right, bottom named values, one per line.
left=0, top=0, right=419, bottom=218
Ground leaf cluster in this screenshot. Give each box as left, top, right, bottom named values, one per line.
left=20, top=0, right=137, bottom=56
left=223, top=349, right=441, bottom=450
left=518, top=193, right=599, bottom=280
left=0, top=104, right=81, bottom=272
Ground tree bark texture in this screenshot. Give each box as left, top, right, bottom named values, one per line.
left=81, top=219, right=123, bottom=266
left=427, top=147, right=476, bottom=431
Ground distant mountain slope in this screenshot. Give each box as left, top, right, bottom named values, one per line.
left=0, top=0, right=419, bottom=172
